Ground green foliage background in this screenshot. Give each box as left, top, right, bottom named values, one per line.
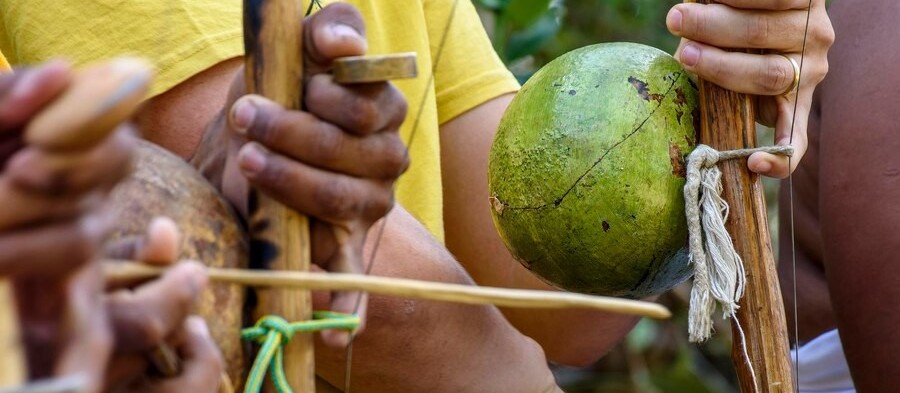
left=472, top=1, right=781, bottom=392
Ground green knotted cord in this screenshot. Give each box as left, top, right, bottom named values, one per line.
left=241, top=312, right=360, bottom=393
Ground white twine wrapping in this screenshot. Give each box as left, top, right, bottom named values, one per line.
left=684, top=144, right=794, bottom=342
left=684, top=144, right=793, bottom=393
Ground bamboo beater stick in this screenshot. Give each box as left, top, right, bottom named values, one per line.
left=103, top=261, right=671, bottom=319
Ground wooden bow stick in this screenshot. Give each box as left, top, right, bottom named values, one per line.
left=243, top=1, right=417, bottom=392
left=689, top=1, right=795, bottom=391
left=103, top=261, right=671, bottom=319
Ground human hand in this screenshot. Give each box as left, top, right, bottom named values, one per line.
left=666, top=0, right=834, bottom=178
left=0, top=59, right=146, bottom=390
left=0, top=59, right=145, bottom=275
left=103, top=218, right=223, bottom=392
left=200, top=3, right=408, bottom=346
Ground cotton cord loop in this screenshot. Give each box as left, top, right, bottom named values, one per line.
left=684, top=144, right=792, bottom=393
left=684, top=144, right=794, bottom=343
left=241, top=312, right=360, bottom=393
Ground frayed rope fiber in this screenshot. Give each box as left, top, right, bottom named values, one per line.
left=684, top=144, right=794, bottom=343
left=684, top=144, right=793, bottom=393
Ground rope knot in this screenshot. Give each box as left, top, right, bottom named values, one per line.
left=687, top=144, right=721, bottom=168
left=240, top=312, right=360, bottom=393
left=256, top=315, right=295, bottom=343
left=684, top=143, right=794, bottom=343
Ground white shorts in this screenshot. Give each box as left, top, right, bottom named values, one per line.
left=792, top=329, right=856, bottom=393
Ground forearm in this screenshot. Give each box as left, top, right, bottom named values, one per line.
left=313, top=205, right=560, bottom=393
left=446, top=192, right=639, bottom=366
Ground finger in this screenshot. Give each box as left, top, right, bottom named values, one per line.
left=103, top=354, right=150, bottom=392
left=675, top=40, right=800, bottom=96
left=0, top=135, right=24, bottom=164
left=6, top=126, right=135, bottom=195
left=24, top=57, right=153, bottom=152
left=0, top=178, right=104, bottom=230
left=668, top=4, right=808, bottom=51
left=237, top=142, right=394, bottom=223
left=0, top=60, right=72, bottom=133
left=0, top=213, right=108, bottom=277
left=714, top=0, right=816, bottom=11
left=141, top=318, right=224, bottom=393
left=106, top=262, right=208, bottom=353
left=319, top=227, right=367, bottom=348
left=306, top=74, right=408, bottom=136
left=230, top=95, right=408, bottom=178
left=56, top=262, right=112, bottom=393
left=105, top=217, right=182, bottom=266
left=748, top=96, right=810, bottom=178
left=304, top=2, right=367, bottom=71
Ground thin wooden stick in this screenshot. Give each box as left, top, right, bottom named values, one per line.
left=243, top=1, right=313, bottom=392
left=690, top=1, right=795, bottom=390
left=103, top=261, right=671, bottom=319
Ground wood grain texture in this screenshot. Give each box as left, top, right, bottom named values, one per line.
left=333, top=53, right=418, bottom=84
left=243, top=1, right=315, bottom=392
left=691, top=40, right=796, bottom=393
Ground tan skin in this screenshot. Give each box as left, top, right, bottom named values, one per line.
left=0, top=61, right=119, bottom=390
left=0, top=63, right=223, bottom=392
left=135, top=2, right=832, bottom=392
left=778, top=1, right=900, bottom=391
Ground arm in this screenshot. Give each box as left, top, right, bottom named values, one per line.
left=139, top=5, right=561, bottom=391
left=313, top=205, right=559, bottom=393
left=818, top=1, right=900, bottom=390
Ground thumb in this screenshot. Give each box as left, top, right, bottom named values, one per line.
left=304, top=3, right=368, bottom=71
left=105, top=216, right=181, bottom=265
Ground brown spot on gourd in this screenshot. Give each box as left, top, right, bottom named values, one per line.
left=675, top=87, right=687, bottom=107
left=669, top=143, right=686, bottom=178
left=629, top=76, right=651, bottom=101
left=630, top=76, right=664, bottom=103
left=490, top=195, right=505, bottom=216
left=602, top=221, right=610, bottom=232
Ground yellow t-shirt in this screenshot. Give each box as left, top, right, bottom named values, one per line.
left=0, top=0, right=519, bottom=241
left=0, top=51, right=9, bottom=71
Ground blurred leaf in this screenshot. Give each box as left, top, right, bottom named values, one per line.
left=649, top=350, right=723, bottom=393
left=504, top=12, right=560, bottom=63
left=474, top=0, right=508, bottom=11
left=505, top=0, right=553, bottom=28
left=626, top=319, right=659, bottom=352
